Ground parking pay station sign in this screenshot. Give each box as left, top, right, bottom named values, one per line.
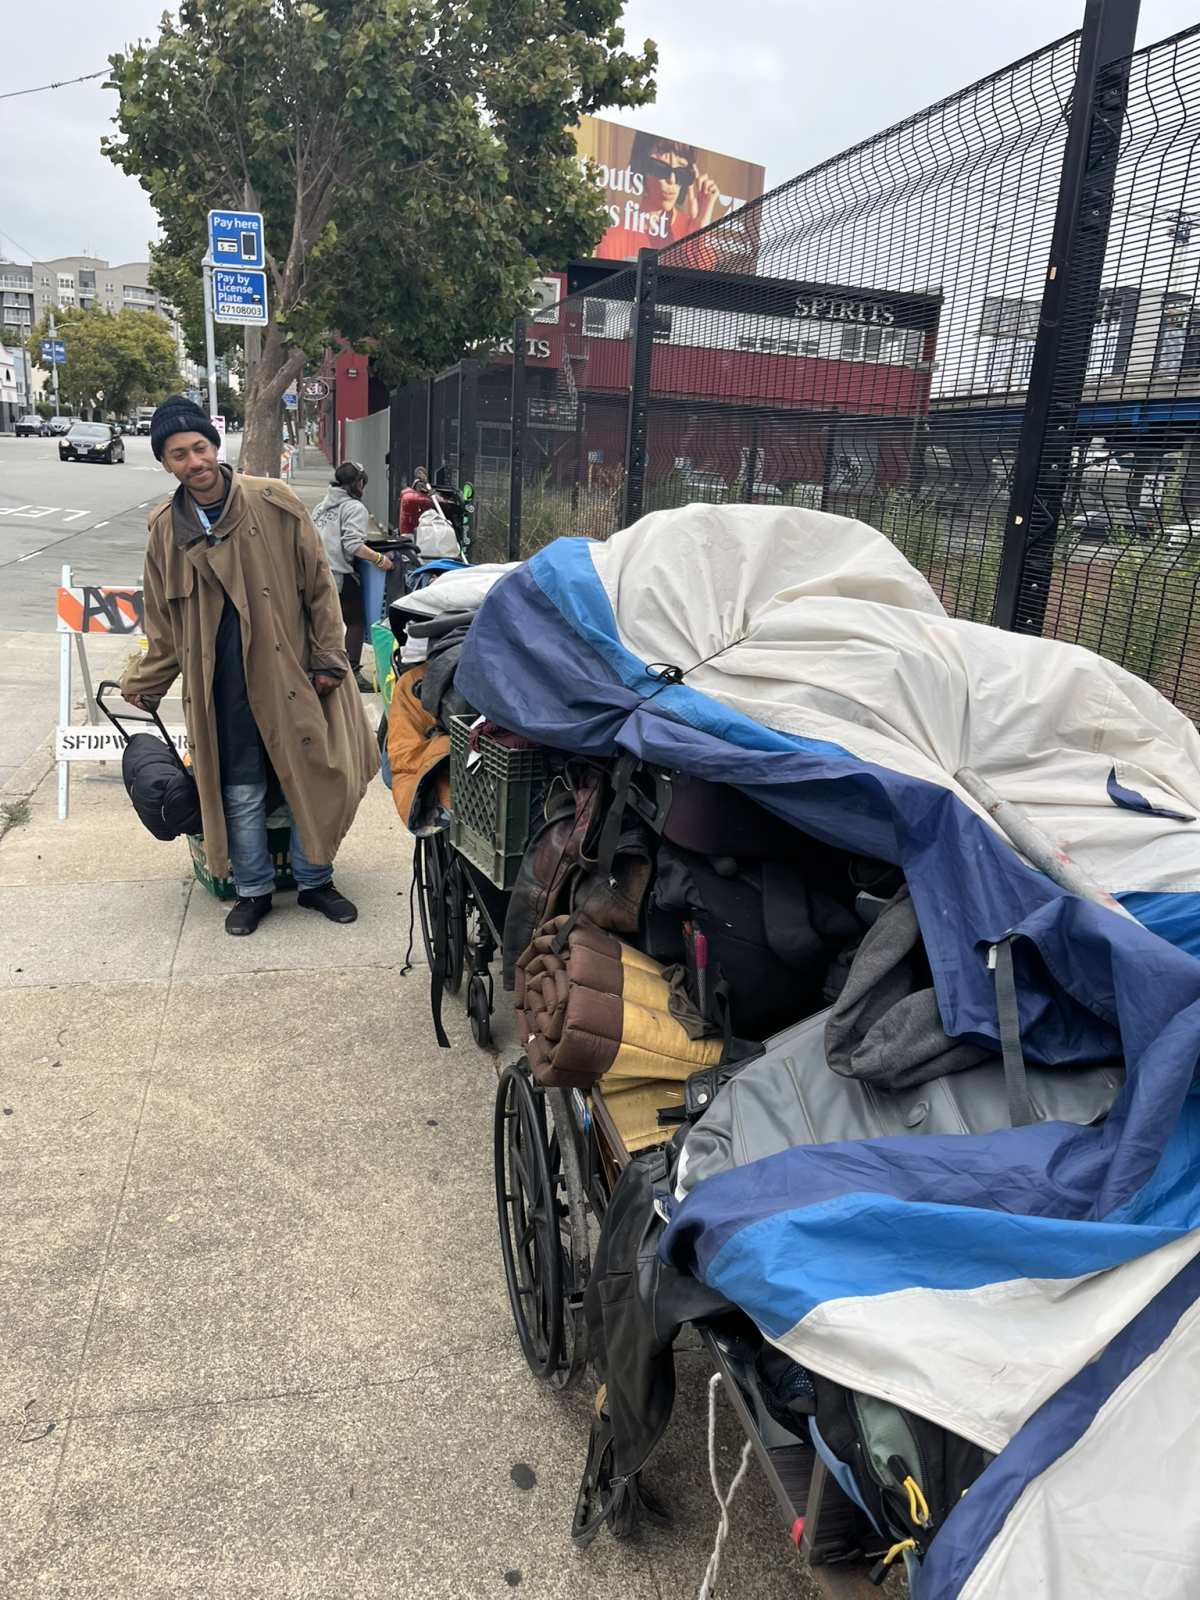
left=212, top=268, right=269, bottom=325
left=208, top=209, right=264, bottom=267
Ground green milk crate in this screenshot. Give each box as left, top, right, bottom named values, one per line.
left=188, top=807, right=297, bottom=900
left=448, top=716, right=546, bottom=891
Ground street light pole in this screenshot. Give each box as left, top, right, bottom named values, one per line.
left=48, top=308, right=60, bottom=416
left=202, top=256, right=218, bottom=419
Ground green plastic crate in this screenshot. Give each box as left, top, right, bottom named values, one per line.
left=448, top=716, right=546, bottom=890
left=188, top=807, right=297, bottom=900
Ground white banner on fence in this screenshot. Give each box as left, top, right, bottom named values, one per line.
left=55, top=726, right=187, bottom=763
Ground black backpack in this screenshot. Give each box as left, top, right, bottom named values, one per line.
left=808, top=1371, right=992, bottom=1580
left=648, top=841, right=862, bottom=1041
left=121, top=734, right=203, bottom=840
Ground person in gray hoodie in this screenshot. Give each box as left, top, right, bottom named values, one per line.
left=312, top=462, right=393, bottom=692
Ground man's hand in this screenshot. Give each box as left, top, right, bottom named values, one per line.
left=378, top=555, right=395, bottom=572
left=311, top=673, right=341, bottom=698
left=123, top=692, right=158, bottom=712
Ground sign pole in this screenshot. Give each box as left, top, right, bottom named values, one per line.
left=58, top=564, right=72, bottom=821
left=202, top=256, right=219, bottom=419
left=242, top=183, right=262, bottom=432
left=48, top=310, right=60, bottom=417
left=296, top=366, right=306, bottom=472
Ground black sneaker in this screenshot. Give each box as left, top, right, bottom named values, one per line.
left=354, top=669, right=375, bottom=693
left=225, top=894, right=273, bottom=936
left=297, top=882, right=358, bottom=923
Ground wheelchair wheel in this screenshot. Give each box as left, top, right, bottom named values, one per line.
left=495, top=1063, right=564, bottom=1380
left=546, top=1088, right=591, bottom=1386
left=442, top=863, right=466, bottom=996
left=414, top=832, right=448, bottom=968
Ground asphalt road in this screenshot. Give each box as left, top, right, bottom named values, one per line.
left=0, top=433, right=241, bottom=786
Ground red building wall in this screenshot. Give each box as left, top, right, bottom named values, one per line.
left=318, top=348, right=370, bottom=463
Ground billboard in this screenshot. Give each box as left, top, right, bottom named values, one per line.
left=574, top=115, right=765, bottom=271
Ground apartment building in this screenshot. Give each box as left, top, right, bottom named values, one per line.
left=27, top=256, right=165, bottom=318
left=0, top=261, right=35, bottom=345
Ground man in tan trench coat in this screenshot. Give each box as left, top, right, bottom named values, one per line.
left=121, top=396, right=378, bottom=936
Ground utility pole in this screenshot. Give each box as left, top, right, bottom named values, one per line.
left=48, top=308, right=60, bottom=416
left=201, top=257, right=219, bottom=420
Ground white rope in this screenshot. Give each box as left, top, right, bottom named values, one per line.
left=696, top=1372, right=753, bottom=1600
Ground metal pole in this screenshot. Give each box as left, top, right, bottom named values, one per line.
left=242, top=182, right=262, bottom=441
left=57, top=563, right=72, bottom=820
left=48, top=309, right=60, bottom=416
left=955, top=766, right=1137, bottom=921
left=621, top=248, right=659, bottom=528
left=509, top=318, right=526, bottom=561
left=296, top=368, right=306, bottom=472
left=202, top=258, right=219, bottom=419
left=992, top=0, right=1140, bottom=633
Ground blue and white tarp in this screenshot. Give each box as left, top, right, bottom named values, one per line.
left=456, top=505, right=1200, bottom=1594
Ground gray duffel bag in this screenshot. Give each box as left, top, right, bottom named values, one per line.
left=676, top=1007, right=1125, bottom=1197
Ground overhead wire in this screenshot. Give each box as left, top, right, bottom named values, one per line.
left=0, top=70, right=107, bottom=101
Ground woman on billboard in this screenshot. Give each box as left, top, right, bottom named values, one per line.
left=603, top=132, right=721, bottom=264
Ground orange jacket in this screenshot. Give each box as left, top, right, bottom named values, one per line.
left=386, top=664, right=451, bottom=834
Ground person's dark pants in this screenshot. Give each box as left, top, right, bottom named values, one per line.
left=337, top=570, right=365, bottom=670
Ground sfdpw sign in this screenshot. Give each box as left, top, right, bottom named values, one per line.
left=55, top=726, right=187, bottom=763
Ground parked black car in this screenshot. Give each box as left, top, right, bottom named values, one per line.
left=1071, top=508, right=1157, bottom=541
left=15, top=413, right=50, bottom=437
left=60, top=422, right=125, bottom=465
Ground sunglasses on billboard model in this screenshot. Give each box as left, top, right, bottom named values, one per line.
left=644, top=156, right=696, bottom=189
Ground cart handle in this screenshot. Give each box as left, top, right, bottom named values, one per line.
left=96, top=680, right=189, bottom=773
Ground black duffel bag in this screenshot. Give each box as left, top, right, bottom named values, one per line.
left=98, top=680, right=203, bottom=841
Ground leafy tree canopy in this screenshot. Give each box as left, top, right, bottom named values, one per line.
left=29, top=306, right=181, bottom=417
left=105, top=0, right=656, bottom=474
left=148, top=240, right=241, bottom=368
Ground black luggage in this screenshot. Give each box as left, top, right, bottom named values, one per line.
left=98, top=680, right=203, bottom=841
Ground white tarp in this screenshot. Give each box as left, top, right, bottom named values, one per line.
left=588, top=504, right=1200, bottom=894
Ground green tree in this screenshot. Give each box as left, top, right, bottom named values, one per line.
left=217, top=378, right=245, bottom=425
left=29, top=307, right=181, bottom=418
left=104, top=0, right=655, bottom=476
left=148, top=240, right=241, bottom=368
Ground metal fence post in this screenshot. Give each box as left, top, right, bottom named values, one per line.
left=387, top=385, right=402, bottom=531
left=992, top=0, right=1140, bottom=632
left=459, top=358, right=479, bottom=491
left=621, top=248, right=659, bottom=528
left=509, top=318, right=526, bottom=561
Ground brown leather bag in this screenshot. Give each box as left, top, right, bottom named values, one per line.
left=501, top=757, right=653, bottom=987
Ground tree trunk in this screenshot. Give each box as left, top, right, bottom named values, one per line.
left=239, top=315, right=307, bottom=478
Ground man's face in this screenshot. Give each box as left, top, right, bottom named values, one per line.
left=162, top=432, right=221, bottom=497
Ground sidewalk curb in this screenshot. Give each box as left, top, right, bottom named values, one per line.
left=1, top=732, right=54, bottom=803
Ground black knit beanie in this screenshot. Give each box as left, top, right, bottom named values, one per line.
left=150, top=395, right=221, bottom=461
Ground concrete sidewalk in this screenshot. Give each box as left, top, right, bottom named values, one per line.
left=0, top=735, right=817, bottom=1598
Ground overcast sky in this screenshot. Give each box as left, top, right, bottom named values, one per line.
left=2, top=0, right=1196, bottom=268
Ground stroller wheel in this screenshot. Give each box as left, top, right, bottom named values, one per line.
left=495, top=1063, right=564, bottom=1380
left=468, top=972, right=491, bottom=1048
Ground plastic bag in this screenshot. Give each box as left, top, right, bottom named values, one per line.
left=416, top=505, right=460, bottom=558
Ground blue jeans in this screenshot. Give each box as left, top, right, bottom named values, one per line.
left=222, top=780, right=332, bottom=898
